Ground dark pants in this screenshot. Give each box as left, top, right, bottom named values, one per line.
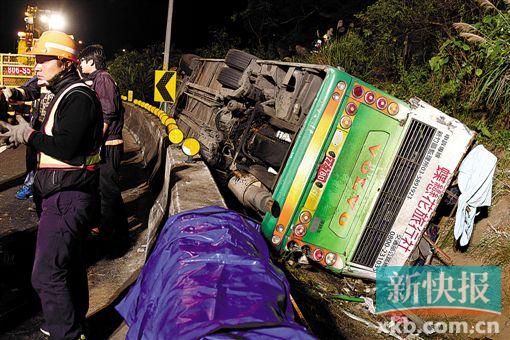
left=26, top=145, right=38, bottom=174
left=100, top=144, right=128, bottom=238
left=31, top=191, right=95, bottom=340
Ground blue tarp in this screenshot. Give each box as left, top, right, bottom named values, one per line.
left=116, top=206, right=313, bottom=339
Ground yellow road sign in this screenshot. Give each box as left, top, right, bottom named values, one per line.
left=154, top=70, right=176, bottom=103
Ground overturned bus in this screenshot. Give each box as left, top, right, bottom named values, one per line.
left=172, top=50, right=475, bottom=279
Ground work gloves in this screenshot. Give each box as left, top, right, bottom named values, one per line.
left=0, top=87, right=13, bottom=101
left=0, top=115, right=35, bottom=147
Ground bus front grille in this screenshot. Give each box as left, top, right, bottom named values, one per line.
left=351, top=119, right=436, bottom=268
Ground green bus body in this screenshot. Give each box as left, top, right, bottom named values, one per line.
left=262, top=68, right=474, bottom=279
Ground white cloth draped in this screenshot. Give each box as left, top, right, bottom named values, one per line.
left=454, top=145, right=497, bottom=246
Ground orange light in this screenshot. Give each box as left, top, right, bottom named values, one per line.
left=388, top=102, right=399, bottom=115
left=299, top=211, right=312, bottom=224
left=340, top=116, right=352, bottom=129
left=294, top=224, right=306, bottom=237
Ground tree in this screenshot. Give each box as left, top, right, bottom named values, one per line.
left=229, top=0, right=376, bottom=58
left=108, top=44, right=164, bottom=103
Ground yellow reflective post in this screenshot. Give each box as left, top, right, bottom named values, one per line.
left=127, top=90, right=133, bottom=102
left=168, top=128, right=184, bottom=144
left=182, top=138, right=200, bottom=157
left=166, top=123, right=178, bottom=131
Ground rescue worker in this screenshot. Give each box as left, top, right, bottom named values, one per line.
left=78, top=44, right=129, bottom=252
left=0, top=31, right=103, bottom=339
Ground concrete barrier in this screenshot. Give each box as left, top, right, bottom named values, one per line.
left=122, top=101, right=226, bottom=255
left=123, top=102, right=166, bottom=173
left=146, top=145, right=226, bottom=255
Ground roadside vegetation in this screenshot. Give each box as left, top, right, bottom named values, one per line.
left=108, top=44, right=164, bottom=103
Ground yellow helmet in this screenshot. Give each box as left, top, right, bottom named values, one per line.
left=29, top=31, right=78, bottom=62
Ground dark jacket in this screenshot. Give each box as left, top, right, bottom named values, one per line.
left=11, top=76, right=54, bottom=129
left=28, top=66, right=103, bottom=197
left=10, top=75, right=40, bottom=102
left=85, top=69, right=124, bottom=141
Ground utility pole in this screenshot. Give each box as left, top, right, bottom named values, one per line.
left=163, top=0, right=174, bottom=70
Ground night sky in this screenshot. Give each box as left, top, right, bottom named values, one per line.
left=0, top=0, right=244, bottom=58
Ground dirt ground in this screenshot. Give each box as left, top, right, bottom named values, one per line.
left=435, top=144, right=510, bottom=339
left=435, top=195, right=510, bottom=339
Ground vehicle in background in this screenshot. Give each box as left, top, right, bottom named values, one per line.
left=172, top=50, right=475, bottom=279
left=0, top=54, right=35, bottom=88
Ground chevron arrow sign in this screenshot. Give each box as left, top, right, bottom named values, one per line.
left=154, top=70, right=176, bottom=103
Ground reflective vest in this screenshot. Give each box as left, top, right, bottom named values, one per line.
left=38, top=83, right=101, bottom=170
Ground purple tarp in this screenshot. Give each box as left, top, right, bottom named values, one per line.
left=116, top=206, right=313, bottom=339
